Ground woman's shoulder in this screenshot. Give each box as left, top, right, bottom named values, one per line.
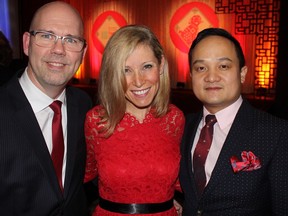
left=160, top=104, right=185, bottom=138
left=86, top=105, right=105, bottom=125
left=87, top=104, right=103, bottom=116
left=168, top=104, right=184, bottom=117
left=163, top=104, right=185, bottom=126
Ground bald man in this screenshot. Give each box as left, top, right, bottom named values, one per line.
left=0, top=2, right=92, bottom=215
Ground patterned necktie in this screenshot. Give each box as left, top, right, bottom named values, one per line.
left=193, top=114, right=217, bottom=195
left=50, top=100, right=64, bottom=192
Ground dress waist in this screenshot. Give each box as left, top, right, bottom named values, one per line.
left=98, top=197, right=174, bottom=214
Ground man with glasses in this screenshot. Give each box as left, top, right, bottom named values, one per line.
left=0, top=1, right=92, bottom=215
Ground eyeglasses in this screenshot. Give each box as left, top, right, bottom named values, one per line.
left=29, top=30, right=86, bottom=52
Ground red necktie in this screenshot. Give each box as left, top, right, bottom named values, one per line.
left=193, top=114, right=217, bottom=195
left=50, top=100, right=64, bottom=192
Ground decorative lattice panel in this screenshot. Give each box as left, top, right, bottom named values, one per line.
left=215, top=0, right=280, bottom=98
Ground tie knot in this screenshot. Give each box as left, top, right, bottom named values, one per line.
left=205, top=115, right=217, bottom=126
left=50, top=100, right=62, bottom=114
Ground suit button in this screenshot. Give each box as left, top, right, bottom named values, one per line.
left=197, top=209, right=203, bottom=216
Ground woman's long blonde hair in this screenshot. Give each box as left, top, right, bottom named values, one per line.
left=98, top=25, right=170, bottom=137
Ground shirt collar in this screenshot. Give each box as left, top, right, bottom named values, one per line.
left=203, top=96, right=243, bottom=130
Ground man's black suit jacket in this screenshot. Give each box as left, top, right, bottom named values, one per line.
left=180, top=99, right=288, bottom=216
left=0, top=72, right=92, bottom=216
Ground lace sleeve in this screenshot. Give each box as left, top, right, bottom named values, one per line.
left=168, top=105, right=185, bottom=192
left=84, top=107, right=100, bottom=183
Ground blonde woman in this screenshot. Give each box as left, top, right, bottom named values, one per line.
left=84, top=25, right=185, bottom=216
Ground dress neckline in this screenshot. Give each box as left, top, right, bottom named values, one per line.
left=124, top=110, right=153, bottom=124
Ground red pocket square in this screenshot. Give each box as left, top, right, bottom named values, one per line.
left=230, top=151, right=261, bottom=173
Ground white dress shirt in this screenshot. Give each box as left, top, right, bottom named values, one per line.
left=192, top=96, right=243, bottom=185
left=19, top=69, right=67, bottom=186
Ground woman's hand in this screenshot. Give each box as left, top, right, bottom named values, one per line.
left=173, top=199, right=182, bottom=216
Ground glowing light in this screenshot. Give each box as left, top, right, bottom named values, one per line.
left=258, top=64, right=271, bottom=87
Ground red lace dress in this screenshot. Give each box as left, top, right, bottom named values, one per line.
left=84, top=104, right=185, bottom=216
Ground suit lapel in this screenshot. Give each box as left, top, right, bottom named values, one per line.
left=183, top=112, right=203, bottom=198
left=63, top=89, right=79, bottom=197
left=8, top=78, right=61, bottom=196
